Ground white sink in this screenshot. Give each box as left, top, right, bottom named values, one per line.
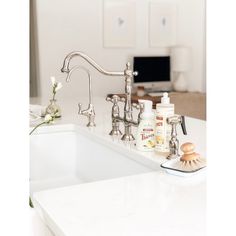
left=30, top=118, right=206, bottom=236
left=30, top=124, right=157, bottom=196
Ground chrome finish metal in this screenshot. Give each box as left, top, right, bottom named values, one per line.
left=106, top=95, right=123, bottom=136
left=61, top=51, right=139, bottom=139
left=78, top=103, right=96, bottom=127
left=61, top=51, right=124, bottom=76
left=106, top=95, right=143, bottom=141
left=167, top=115, right=187, bottom=160
left=122, top=125, right=135, bottom=141
left=64, top=65, right=96, bottom=127
left=132, top=102, right=144, bottom=124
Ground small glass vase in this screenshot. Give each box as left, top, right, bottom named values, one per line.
left=45, top=99, right=61, bottom=118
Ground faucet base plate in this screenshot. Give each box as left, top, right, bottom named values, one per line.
left=87, top=122, right=96, bottom=127
left=121, top=134, right=135, bottom=142
left=109, top=130, right=122, bottom=136
left=167, top=154, right=180, bottom=160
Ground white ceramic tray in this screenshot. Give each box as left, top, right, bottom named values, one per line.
left=160, top=158, right=206, bottom=177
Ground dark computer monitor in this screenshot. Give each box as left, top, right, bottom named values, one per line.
left=133, top=56, right=171, bottom=90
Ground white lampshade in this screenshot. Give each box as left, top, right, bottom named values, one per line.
left=171, top=46, right=191, bottom=72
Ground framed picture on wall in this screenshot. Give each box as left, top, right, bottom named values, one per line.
left=149, top=2, right=177, bottom=47
left=103, top=0, right=136, bottom=48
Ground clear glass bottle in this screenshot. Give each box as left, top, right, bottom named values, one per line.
left=45, top=99, right=61, bottom=118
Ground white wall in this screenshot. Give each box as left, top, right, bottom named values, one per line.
left=33, top=0, right=206, bottom=101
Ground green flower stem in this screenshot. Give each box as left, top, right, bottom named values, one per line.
left=29, top=121, right=47, bottom=135
left=52, top=84, right=57, bottom=100
left=52, top=92, right=56, bottom=101
left=29, top=197, right=34, bottom=208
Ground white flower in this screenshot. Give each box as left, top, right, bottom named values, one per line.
left=55, top=82, right=62, bottom=91
left=44, top=114, right=53, bottom=123
left=50, top=76, right=56, bottom=86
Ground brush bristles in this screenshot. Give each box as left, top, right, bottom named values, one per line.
left=172, top=158, right=206, bottom=172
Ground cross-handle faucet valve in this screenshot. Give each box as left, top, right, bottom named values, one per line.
left=132, top=102, right=144, bottom=124
left=78, top=103, right=96, bottom=127
left=106, top=95, right=125, bottom=135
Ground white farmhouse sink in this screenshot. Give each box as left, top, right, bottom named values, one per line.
left=30, top=124, right=158, bottom=196
left=30, top=117, right=206, bottom=236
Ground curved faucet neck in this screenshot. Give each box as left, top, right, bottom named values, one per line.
left=65, top=65, right=92, bottom=104
left=61, top=51, right=124, bottom=76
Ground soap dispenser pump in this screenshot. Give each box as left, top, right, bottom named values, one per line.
left=155, top=92, right=175, bottom=153
left=136, top=100, right=156, bottom=151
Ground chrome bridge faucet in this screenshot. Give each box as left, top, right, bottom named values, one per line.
left=106, top=95, right=144, bottom=141
left=61, top=51, right=140, bottom=141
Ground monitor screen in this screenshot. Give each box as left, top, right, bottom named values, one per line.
left=133, top=56, right=170, bottom=83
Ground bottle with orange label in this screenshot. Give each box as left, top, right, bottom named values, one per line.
left=155, top=93, right=174, bottom=153
left=136, top=100, right=156, bottom=152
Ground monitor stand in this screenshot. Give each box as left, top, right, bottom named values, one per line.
left=145, top=86, right=172, bottom=93
left=144, top=84, right=172, bottom=96
left=133, top=83, right=173, bottom=97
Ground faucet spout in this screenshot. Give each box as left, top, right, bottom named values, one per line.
left=61, top=51, right=124, bottom=76
left=63, top=64, right=95, bottom=127
left=65, top=65, right=92, bottom=104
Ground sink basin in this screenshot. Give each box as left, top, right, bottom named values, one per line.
left=30, top=119, right=206, bottom=236
left=30, top=124, right=156, bottom=196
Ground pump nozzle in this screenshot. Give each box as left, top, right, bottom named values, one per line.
left=138, top=99, right=153, bottom=113
left=161, top=92, right=170, bottom=104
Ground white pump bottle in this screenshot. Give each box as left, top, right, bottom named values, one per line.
left=136, top=100, right=156, bottom=151
left=155, top=92, right=174, bottom=153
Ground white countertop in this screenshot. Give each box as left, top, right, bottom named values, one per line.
left=30, top=96, right=206, bottom=159
left=31, top=96, right=206, bottom=236
left=33, top=171, right=206, bottom=236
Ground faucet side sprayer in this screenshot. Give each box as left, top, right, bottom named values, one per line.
left=167, top=115, right=187, bottom=160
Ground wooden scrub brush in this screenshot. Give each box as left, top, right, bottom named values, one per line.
left=173, top=142, right=206, bottom=172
